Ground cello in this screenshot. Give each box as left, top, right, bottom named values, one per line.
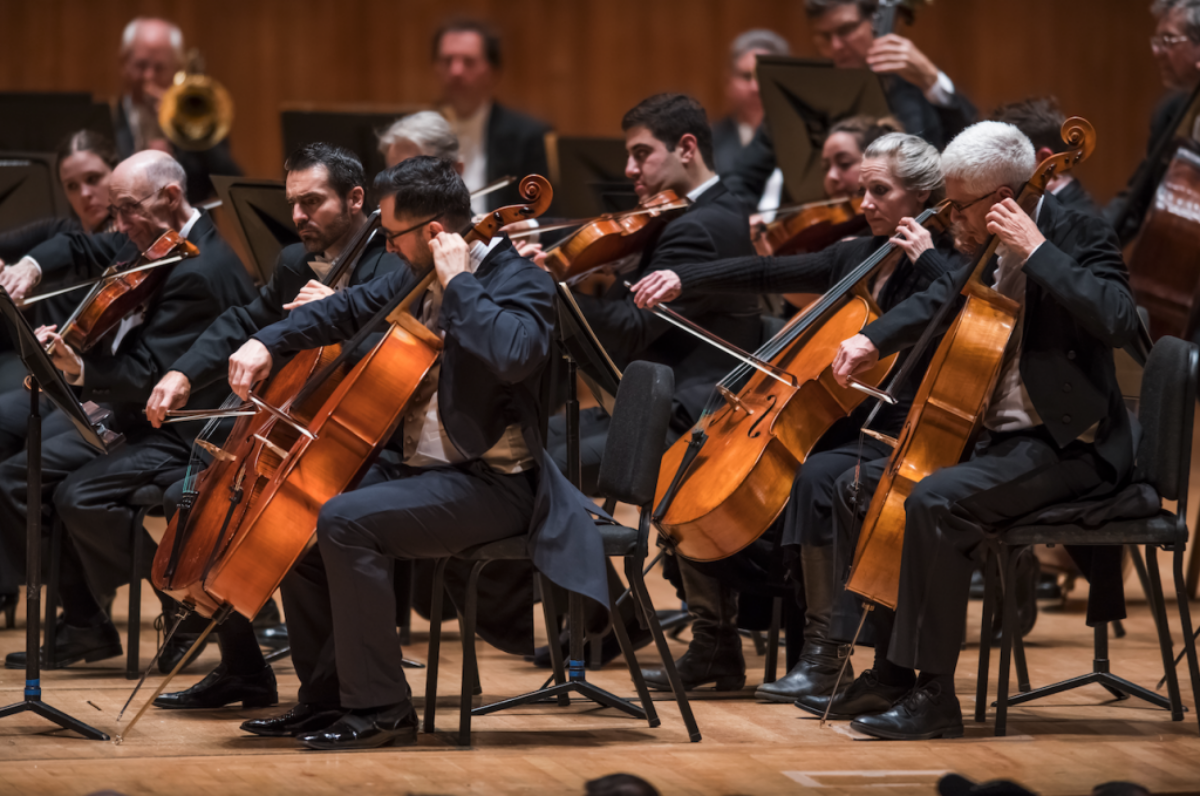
left=121, top=176, right=553, bottom=739
left=651, top=203, right=950, bottom=562
left=844, top=117, right=1097, bottom=610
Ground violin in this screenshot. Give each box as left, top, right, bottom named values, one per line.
left=752, top=196, right=866, bottom=257
left=53, top=230, right=199, bottom=354
left=651, top=204, right=950, bottom=562
left=542, top=190, right=689, bottom=287
left=844, top=117, right=1096, bottom=609
left=150, top=176, right=553, bottom=623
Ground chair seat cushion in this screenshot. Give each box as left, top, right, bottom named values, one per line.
left=1002, top=511, right=1183, bottom=547
left=454, top=523, right=640, bottom=562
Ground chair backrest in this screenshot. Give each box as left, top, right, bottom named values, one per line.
left=1133, top=335, right=1198, bottom=501
left=597, top=360, right=675, bottom=507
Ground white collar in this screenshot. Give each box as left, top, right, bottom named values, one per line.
left=469, top=236, right=504, bottom=271
left=179, top=208, right=202, bottom=240
left=687, top=174, right=721, bottom=202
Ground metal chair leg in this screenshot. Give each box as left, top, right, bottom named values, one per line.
left=994, top=546, right=1020, bottom=736
left=607, top=578, right=660, bottom=729
left=763, top=596, right=782, bottom=684
left=458, top=560, right=487, bottom=747
left=422, top=558, right=449, bottom=734
left=44, top=518, right=62, bottom=669
left=127, top=508, right=147, bottom=681
left=1171, top=544, right=1200, bottom=735
left=627, top=557, right=701, bottom=742
left=537, top=574, right=569, bottom=706
left=1145, top=545, right=1185, bottom=721
left=975, top=548, right=998, bottom=723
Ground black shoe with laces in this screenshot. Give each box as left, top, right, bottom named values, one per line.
left=5, top=617, right=122, bottom=669
left=641, top=631, right=745, bottom=692
left=793, top=668, right=910, bottom=720
left=297, top=702, right=418, bottom=750
left=755, top=640, right=852, bottom=703
left=154, top=663, right=278, bottom=709
left=240, top=703, right=344, bottom=737
left=851, top=681, right=964, bottom=740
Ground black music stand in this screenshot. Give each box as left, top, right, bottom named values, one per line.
left=210, top=175, right=299, bottom=285
left=0, top=287, right=122, bottom=741
left=0, top=152, right=72, bottom=229
left=280, top=105, right=426, bottom=183
left=755, top=56, right=891, bottom=205
left=0, top=93, right=114, bottom=154
left=471, top=283, right=637, bottom=718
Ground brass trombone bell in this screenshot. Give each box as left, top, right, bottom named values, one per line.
left=159, top=66, right=233, bottom=152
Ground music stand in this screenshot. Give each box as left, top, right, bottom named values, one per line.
left=280, top=105, right=426, bottom=183
left=0, top=287, right=122, bottom=741
left=471, top=283, right=641, bottom=720
left=0, top=152, right=72, bottom=229
left=0, top=93, right=114, bottom=154
left=755, top=56, right=891, bottom=205
left=210, top=175, right=299, bottom=285
left=546, top=134, right=638, bottom=218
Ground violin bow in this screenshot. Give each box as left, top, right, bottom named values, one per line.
left=16, top=254, right=192, bottom=307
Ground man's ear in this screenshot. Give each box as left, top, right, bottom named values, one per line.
left=1035, top=146, right=1055, bottom=165
left=997, top=185, right=1017, bottom=202
left=426, top=219, right=447, bottom=239
left=676, top=133, right=699, bottom=165
left=346, top=186, right=366, bottom=214
left=162, top=183, right=184, bottom=213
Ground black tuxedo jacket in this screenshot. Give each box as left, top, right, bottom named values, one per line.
left=113, top=100, right=243, bottom=204
left=1106, top=90, right=1190, bottom=245
left=251, top=238, right=609, bottom=610
left=572, top=181, right=763, bottom=432
left=861, top=194, right=1140, bottom=481
left=484, top=103, right=552, bottom=212
left=712, top=115, right=747, bottom=177
left=24, top=211, right=257, bottom=440
left=724, top=77, right=977, bottom=206
left=1054, top=178, right=1103, bottom=220
left=171, top=232, right=404, bottom=392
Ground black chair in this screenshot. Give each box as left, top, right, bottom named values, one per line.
left=422, top=361, right=701, bottom=745
left=978, top=336, right=1200, bottom=736
left=45, top=482, right=175, bottom=680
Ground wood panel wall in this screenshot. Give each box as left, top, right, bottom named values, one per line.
left=0, top=0, right=1161, bottom=202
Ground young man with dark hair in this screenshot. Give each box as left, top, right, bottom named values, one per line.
left=725, top=0, right=976, bottom=205
left=136, top=143, right=407, bottom=709
left=432, top=18, right=551, bottom=213
left=224, top=156, right=608, bottom=750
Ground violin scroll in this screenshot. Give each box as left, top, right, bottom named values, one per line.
left=1030, top=116, right=1096, bottom=193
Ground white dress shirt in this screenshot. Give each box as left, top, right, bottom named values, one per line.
left=446, top=103, right=492, bottom=216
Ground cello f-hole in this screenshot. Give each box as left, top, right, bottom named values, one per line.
left=747, top=394, right=778, bottom=439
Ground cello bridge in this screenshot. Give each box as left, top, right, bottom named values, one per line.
left=197, top=438, right=237, bottom=463
left=715, top=385, right=754, bottom=416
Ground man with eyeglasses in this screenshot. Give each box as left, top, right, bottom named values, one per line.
left=822, top=121, right=1136, bottom=740
left=1106, top=0, right=1200, bottom=244
left=0, top=150, right=256, bottom=672
left=725, top=0, right=976, bottom=206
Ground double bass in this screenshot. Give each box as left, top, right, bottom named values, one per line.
left=652, top=204, right=950, bottom=562
left=845, top=118, right=1097, bottom=609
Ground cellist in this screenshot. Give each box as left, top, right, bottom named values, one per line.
left=223, top=156, right=608, bottom=750
left=631, top=133, right=959, bottom=699
left=825, top=121, right=1137, bottom=740
left=0, top=151, right=257, bottom=671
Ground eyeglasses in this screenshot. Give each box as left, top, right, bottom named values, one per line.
left=948, top=189, right=999, bottom=214
left=1151, top=33, right=1193, bottom=51
left=814, top=18, right=871, bottom=46
left=383, top=215, right=441, bottom=244
left=108, top=187, right=164, bottom=220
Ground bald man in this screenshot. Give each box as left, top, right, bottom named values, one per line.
left=0, top=150, right=256, bottom=671
left=114, top=17, right=241, bottom=203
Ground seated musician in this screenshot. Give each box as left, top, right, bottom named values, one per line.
left=378, top=111, right=463, bottom=171
left=630, top=133, right=958, bottom=697
left=726, top=0, right=977, bottom=206
left=134, top=143, right=405, bottom=707
left=824, top=121, right=1137, bottom=740
left=993, top=98, right=1103, bottom=219
left=222, top=155, right=608, bottom=750
left=0, top=150, right=257, bottom=670
left=1107, top=0, right=1200, bottom=244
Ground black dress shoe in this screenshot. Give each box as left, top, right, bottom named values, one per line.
left=298, top=702, right=418, bottom=751
left=5, top=618, right=121, bottom=669
left=793, top=669, right=910, bottom=720
left=755, top=640, right=852, bottom=703
left=154, top=663, right=278, bottom=709
left=240, top=703, right=344, bottom=737
left=159, top=630, right=209, bottom=674
left=0, top=591, right=17, bottom=629
left=851, top=681, right=964, bottom=740
left=642, top=632, right=745, bottom=692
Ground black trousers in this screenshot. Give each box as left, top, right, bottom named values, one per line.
left=0, top=387, right=55, bottom=464
left=291, top=458, right=536, bottom=709
left=834, top=428, right=1110, bottom=675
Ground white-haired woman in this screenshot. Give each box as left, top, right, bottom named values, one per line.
left=377, top=111, right=462, bottom=170
left=629, top=133, right=963, bottom=702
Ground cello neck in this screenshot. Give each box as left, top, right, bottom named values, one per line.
left=322, top=210, right=381, bottom=288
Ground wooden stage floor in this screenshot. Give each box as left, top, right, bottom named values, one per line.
left=1, top=549, right=1198, bottom=796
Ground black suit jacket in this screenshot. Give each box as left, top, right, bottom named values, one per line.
left=861, top=194, right=1140, bottom=480
left=1053, top=178, right=1103, bottom=220
left=724, top=77, right=977, bottom=206
left=484, top=103, right=552, bottom=212
left=251, top=238, right=609, bottom=611
left=170, top=232, right=404, bottom=392
left=24, top=211, right=257, bottom=440
left=712, top=115, right=747, bottom=177
left=572, top=181, right=763, bottom=432
left=1106, top=90, right=1190, bottom=245
left=113, top=100, right=243, bottom=204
